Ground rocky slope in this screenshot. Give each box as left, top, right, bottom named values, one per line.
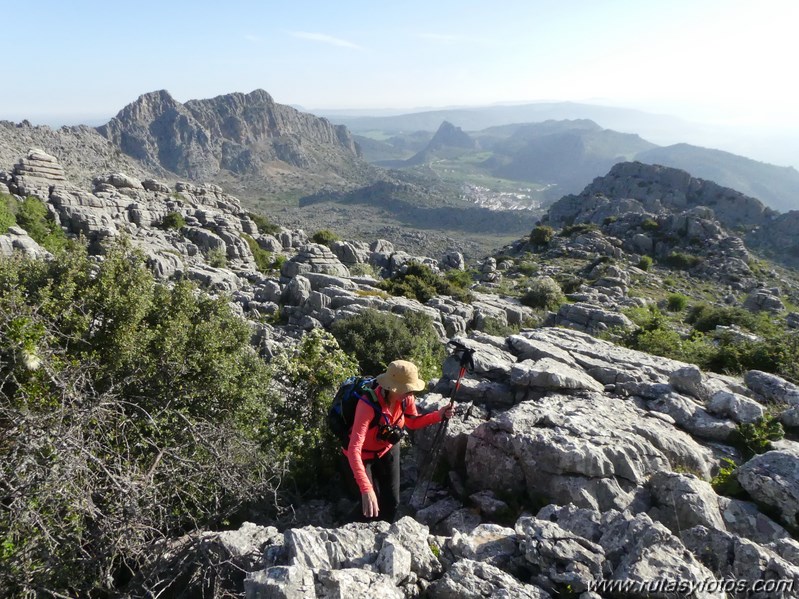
left=97, top=89, right=372, bottom=196
left=1, top=89, right=376, bottom=203
left=0, top=120, right=166, bottom=189
left=2, top=148, right=799, bottom=597
left=543, top=160, right=799, bottom=269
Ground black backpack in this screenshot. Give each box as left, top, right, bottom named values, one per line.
left=327, top=376, right=382, bottom=446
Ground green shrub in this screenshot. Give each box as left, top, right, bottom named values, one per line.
left=1, top=195, right=69, bottom=252
left=559, top=223, right=597, bottom=237
left=730, top=416, right=784, bottom=459
left=480, top=316, right=519, bottom=337
left=249, top=212, right=282, bottom=236
left=520, top=277, right=565, bottom=310
left=710, top=458, right=745, bottom=497
left=641, top=218, right=659, bottom=231
left=311, top=229, right=340, bottom=246
left=637, top=255, right=653, bottom=271
left=378, top=261, right=470, bottom=303
left=666, top=293, right=689, bottom=312
left=603, top=215, right=618, bottom=225
left=663, top=251, right=702, bottom=270
left=349, top=262, right=378, bottom=277
left=242, top=232, right=275, bottom=273
left=0, top=193, right=16, bottom=233
left=555, top=273, right=584, bottom=294
left=330, top=308, right=445, bottom=382
left=161, top=210, right=186, bottom=230
left=445, top=268, right=474, bottom=289
left=633, top=326, right=685, bottom=358
left=529, top=225, right=554, bottom=246
left=517, top=261, right=538, bottom=276
left=207, top=247, right=227, bottom=268
left=273, top=254, right=287, bottom=273
left=0, top=239, right=280, bottom=595
left=262, top=329, right=358, bottom=488
left=686, top=304, right=760, bottom=333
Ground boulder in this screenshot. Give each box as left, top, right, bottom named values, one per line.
left=737, top=449, right=799, bottom=529
left=745, top=370, right=799, bottom=406
left=428, top=559, right=550, bottom=599
left=465, top=393, right=714, bottom=512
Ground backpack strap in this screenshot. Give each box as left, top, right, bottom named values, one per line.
left=359, top=383, right=382, bottom=429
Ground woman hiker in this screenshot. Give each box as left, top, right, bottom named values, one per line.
left=343, top=359, right=453, bottom=522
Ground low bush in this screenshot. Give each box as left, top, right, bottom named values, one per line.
left=1, top=194, right=69, bottom=252
left=349, top=262, right=378, bottom=277
left=686, top=304, right=762, bottom=334
left=662, top=251, right=703, bottom=270
left=262, top=329, right=358, bottom=489
left=710, top=458, right=745, bottom=497
left=620, top=304, right=799, bottom=381
left=378, top=261, right=471, bottom=303
left=480, top=316, right=519, bottom=337
left=637, top=255, right=653, bottom=271
left=517, top=261, right=538, bottom=276
left=207, top=247, right=227, bottom=268
left=249, top=212, right=281, bottom=236
left=641, top=217, right=659, bottom=231
left=0, top=193, right=16, bottom=232
left=242, top=232, right=275, bottom=273
left=730, top=416, right=784, bottom=459
left=559, top=223, right=597, bottom=237
left=160, top=211, right=186, bottom=230
left=445, top=268, right=475, bottom=289
left=520, top=277, right=565, bottom=311
left=330, top=308, right=445, bottom=382
left=311, top=229, right=340, bottom=246
left=529, top=225, right=554, bottom=246
left=0, top=239, right=281, bottom=595
left=666, top=293, right=689, bottom=312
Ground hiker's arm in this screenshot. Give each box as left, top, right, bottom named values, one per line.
left=347, top=400, right=380, bottom=517
left=403, top=396, right=450, bottom=429
left=347, top=400, right=375, bottom=495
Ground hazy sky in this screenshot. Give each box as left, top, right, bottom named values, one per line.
left=3, top=0, right=798, bottom=134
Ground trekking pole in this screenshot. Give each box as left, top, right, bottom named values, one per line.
left=412, top=340, right=475, bottom=507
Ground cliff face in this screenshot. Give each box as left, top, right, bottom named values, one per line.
left=97, top=89, right=364, bottom=187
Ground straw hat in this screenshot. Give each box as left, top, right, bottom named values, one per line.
left=376, top=360, right=426, bottom=393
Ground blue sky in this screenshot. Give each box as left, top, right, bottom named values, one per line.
left=4, top=0, right=798, bottom=134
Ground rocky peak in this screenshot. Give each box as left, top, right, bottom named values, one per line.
left=547, top=161, right=775, bottom=231
left=110, top=89, right=182, bottom=123
left=428, top=120, right=477, bottom=151
left=96, top=89, right=364, bottom=187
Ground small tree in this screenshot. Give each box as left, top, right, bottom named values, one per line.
left=529, top=225, right=554, bottom=246
left=330, top=308, right=444, bottom=382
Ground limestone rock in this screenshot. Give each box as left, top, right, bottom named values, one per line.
left=428, top=558, right=550, bottom=599
left=737, top=449, right=799, bottom=529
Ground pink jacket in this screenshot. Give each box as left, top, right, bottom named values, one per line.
left=344, top=384, right=442, bottom=494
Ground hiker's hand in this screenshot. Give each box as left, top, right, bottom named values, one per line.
left=362, top=490, right=379, bottom=518
left=439, top=403, right=454, bottom=420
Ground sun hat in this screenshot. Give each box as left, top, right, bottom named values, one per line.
left=375, top=360, right=426, bottom=393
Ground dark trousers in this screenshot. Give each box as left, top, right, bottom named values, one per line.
left=341, top=444, right=400, bottom=523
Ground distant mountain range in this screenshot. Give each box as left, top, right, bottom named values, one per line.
left=2, top=90, right=798, bottom=226
left=348, top=117, right=799, bottom=213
